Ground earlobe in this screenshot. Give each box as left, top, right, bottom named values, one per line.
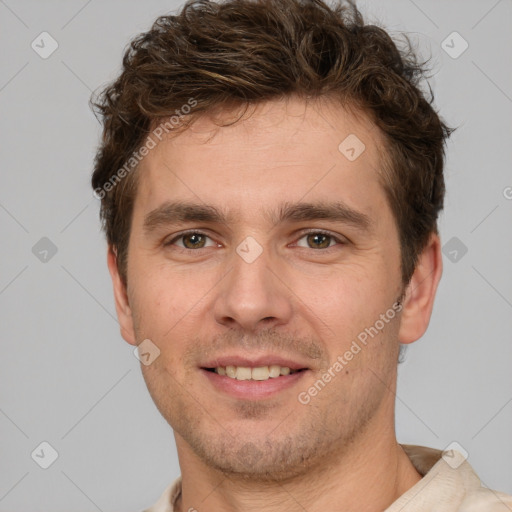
left=397, top=233, right=443, bottom=345
left=107, top=245, right=137, bottom=346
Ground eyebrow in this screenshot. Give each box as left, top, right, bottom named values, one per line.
left=143, top=200, right=374, bottom=235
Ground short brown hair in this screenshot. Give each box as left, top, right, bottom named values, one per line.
left=91, top=0, right=454, bottom=286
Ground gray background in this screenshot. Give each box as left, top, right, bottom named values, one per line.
left=1, top=0, right=511, bottom=510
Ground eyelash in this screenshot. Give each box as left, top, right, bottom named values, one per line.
left=164, top=229, right=347, bottom=252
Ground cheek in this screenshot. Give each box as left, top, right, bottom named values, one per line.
left=295, top=262, right=377, bottom=315
left=291, top=264, right=398, bottom=357
left=129, top=272, right=184, bottom=343
left=129, top=265, right=220, bottom=368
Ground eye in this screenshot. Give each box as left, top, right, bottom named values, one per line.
left=164, top=229, right=346, bottom=251
left=295, top=230, right=345, bottom=250
left=165, top=231, right=217, bottom=250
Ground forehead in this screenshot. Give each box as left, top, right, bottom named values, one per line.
left=135, top=96, right=390, bottom=227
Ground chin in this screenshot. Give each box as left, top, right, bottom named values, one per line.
left=182, top=428, right=333, bottom=483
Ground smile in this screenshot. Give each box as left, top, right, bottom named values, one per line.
left=206, top=365, right=303, bottom=381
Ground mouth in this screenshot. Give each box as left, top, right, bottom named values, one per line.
left=203, top=365, right=306, bottom=381
left=200, top=360, right=310, bottom=400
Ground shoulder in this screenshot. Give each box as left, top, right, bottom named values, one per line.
left=392, top=444, right=512, bottom=512
left=458, top=487, right=512, bottom=511
left=141, top=477, right=181, bottom=512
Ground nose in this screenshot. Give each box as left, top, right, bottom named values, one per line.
left=213, top=241, right=293, bottom=333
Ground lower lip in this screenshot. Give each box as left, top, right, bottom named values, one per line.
left=201, top=369, right=308, bottom=400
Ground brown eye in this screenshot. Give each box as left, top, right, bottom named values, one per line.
left=306, top=233, right=332, bottom=249
left=165, top=231, right=216, bottom=249
left=182, top=233, right=207, bottom=249
left=296, top=231, right=342, bottom=250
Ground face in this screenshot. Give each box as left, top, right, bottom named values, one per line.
left=113, top=96, right=415, bottom=481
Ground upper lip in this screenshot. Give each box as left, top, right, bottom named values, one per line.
left=201, top=354, right=310, bottom=371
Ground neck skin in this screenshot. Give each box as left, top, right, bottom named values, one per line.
left=173, top=389, right=422, bottom=512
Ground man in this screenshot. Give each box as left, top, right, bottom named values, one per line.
left=90, top=0, right=512, bottom=510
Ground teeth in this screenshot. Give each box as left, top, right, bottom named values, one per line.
left=269, top=365, right=281, bottom=378
left=236, top=367, right=252, bottom=380
left=213, top=365, right=299, bottom=381
left=251, top=366, right=270, bottom=380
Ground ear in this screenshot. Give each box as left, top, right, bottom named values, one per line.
left=398, top=232, right=443, bottom=344
left=107, top=245, right=137, bottom=346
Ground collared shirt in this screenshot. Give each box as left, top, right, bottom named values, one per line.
left=143, top=445, right=512, bottom=511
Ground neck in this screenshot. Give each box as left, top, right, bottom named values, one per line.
left=174, top=420, right=422, bottom=512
